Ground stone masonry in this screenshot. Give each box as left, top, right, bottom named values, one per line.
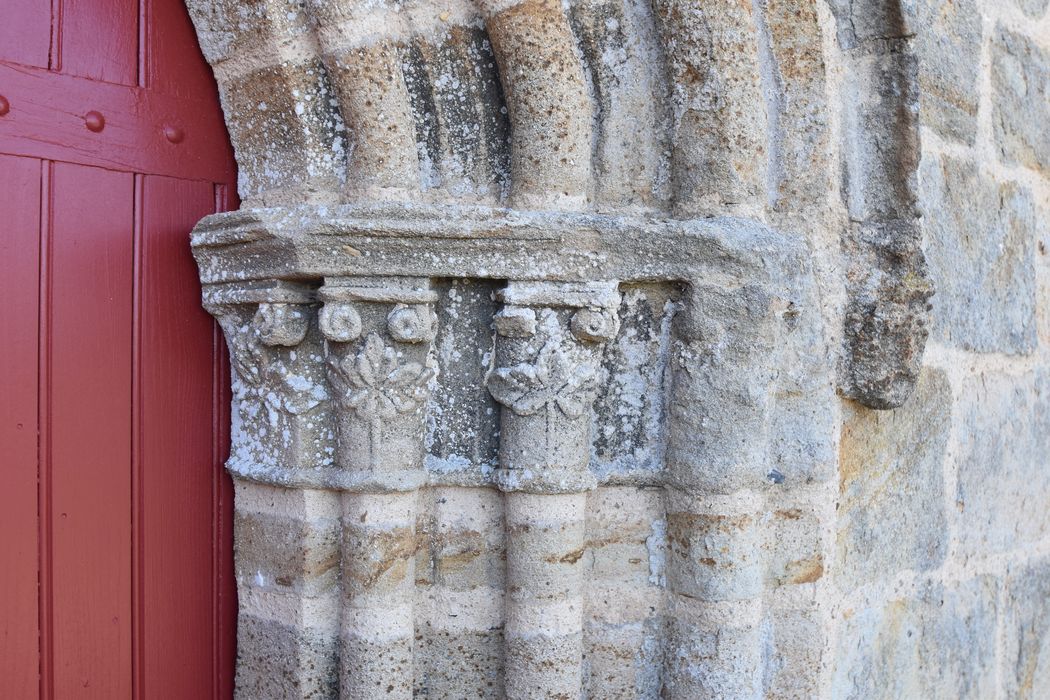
left=184, top=0, right=1050, bottom=697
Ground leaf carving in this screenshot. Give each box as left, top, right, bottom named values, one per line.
left=487, top=336, right=599, bottom=417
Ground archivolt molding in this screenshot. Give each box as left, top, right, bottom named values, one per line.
left=186, top=0, right=927, bottom=697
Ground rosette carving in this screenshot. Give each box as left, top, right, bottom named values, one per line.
left=326, top=332, right=434, bottom=426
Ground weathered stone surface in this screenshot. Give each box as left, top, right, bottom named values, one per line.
left=651, top=0, right=769, bottom=217
left=180, top=0, right=1050, bottom=696
left=483, top=0, right=594, bottom=210
left=955, top=371, right=1050, bottom=556
left=664, top=597, right=762, bottom=700
left=827, top=0, right=915, bottom=47
left=761, top=0, right=831, bottom=211
left=992, top=26, right=1050, bottom=175
left=1009, top=0, right=1050, bottom=17
left=237, top=615, right=339, bottom=699
left=761, top=602, right=823, bottom=699
left=913, top=0, right=982, bottom=143
left=839, top=219, right=934, bottom=410
left=837, top=369, right=950, bottom=588
left=666, top=283, right=783, bottom=495
left=766, top=505, right=824, bottom=588
left=235, top=509, right=340, bottom=594
left=921, top=153, right=1037, bottom=354
left=834, top=0, right=932, bottom=409
left=831, top=577, right=998, bottom=699
left=567, top=0, right=669, bottom=211
left=1003, top=558, right=1050, bottom=698
left=591, top=284, right=679, bottom=484
left=841, top=50, right=921, bottom=223
left=220, top=60, right=344, bottom=205
left=186, top=0, right=311, bottom=66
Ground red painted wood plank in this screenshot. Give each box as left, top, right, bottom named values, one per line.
left=214, top=183, right=238, bottom=700
left=0, top=155, right=43, bottom=698
left=0, top=0, right=52, bottom=68
left=137, top=174, right=218, bottom=697
left=49, top=162, right=134, bottom=699
left=38, top=162, right=55, bottom=700
left=0, top=62, right=235, bottom=183
left=57, top=0, right=138, bottom=85
left=214, top=345, right=236, bottom=700
left=143, top=0, right=216, bottom=98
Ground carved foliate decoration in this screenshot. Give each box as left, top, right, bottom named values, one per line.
left=487, top=327, right=599, bottom=418
left=326, top=332, right=434, bottom=426
left=205, top=284, right=332, bottom=480
left=216, top=313, right=266, bottom=388
left=319, top=277, right=438, bottom=489
left=486, top=281, right=621, bottom=493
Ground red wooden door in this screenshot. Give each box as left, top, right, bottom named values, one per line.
left=0, top=1, right=237, bottom=697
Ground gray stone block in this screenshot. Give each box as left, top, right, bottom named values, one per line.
left=992, top=26, right=1050, bottom=175
left=836, top=369, right=951, bottom=589
left=955, top=371, right=1050, bottom=556
left=1003, top=558, right=1050, bottom=698
left=921, top=153, right=1037, bottom=354
left=914, top=0, right=982, bottom=143
left=830, top=577, right=998, bottom=699
left=236, top=615, right=339, bottom=699
left=1009, top=0, right=1049, bottom=19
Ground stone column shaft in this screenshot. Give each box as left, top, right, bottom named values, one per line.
left=320, top=276, right=438, bottom=699
left=662, top=282, right=781, bottom=700
left=486, top=280, right=620, bottom=699
left=504, top=491, right=587, bottom=698
left=206, top=282, right=342, bottom=698
left=340, top=491, right=417, bottom=699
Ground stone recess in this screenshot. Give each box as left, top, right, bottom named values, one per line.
left=180, top=0, right=1050, bottom=697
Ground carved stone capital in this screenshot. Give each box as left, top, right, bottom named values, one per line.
left=204, top=281, right=332, bottom=485
left=319, top=276, right=438, bottom=492
left=486, top=281, right=621, bottom=493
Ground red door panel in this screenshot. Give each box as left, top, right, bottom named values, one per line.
left=0, top=155, right=44, bottom=699
left=0, top=1, right=237, bottom=697
left=0, top=0, right=50, bottom=67
left=58, top=0, right=140, bottom=85
left=144, top=0, right=217, bottom=98
left=139, top=175, right=226, bottom=698
left=49, top=163, right=135, bottom=698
